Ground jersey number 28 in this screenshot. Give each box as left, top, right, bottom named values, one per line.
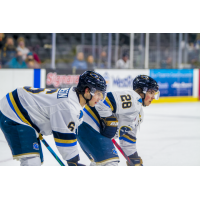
left=120, top=95, right=132, bottom=109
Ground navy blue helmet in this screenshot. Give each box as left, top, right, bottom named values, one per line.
left=77, top=71, right=107, bottom=99
left=133, top=75, right=160, bottom=103
left=133, top=75, right=159, bottom=92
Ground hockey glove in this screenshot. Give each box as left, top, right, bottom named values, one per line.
left=100, top=116, right=118, bottom=139
left=67, top=155, right=85, bottom=166
left=127, top=152, right=143, bottom=166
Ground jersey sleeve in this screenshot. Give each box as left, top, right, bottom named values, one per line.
left=50, top=105, right=80, bottom=162
left=118, top=106, right=143, bottom=157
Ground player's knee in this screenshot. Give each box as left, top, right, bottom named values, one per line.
left=20, top=156, right=41, bottom=166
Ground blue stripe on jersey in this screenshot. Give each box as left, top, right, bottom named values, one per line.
left=6, top=90, right=40, bottom=133
left=12, top=89, right=40, bottom=133
left=107, top=92, right=117, bottom=113
left=83, top=106, right=101, bottom=128
left=34, top=69, right=41, bottom=88
left=6, top=93, right=21, bottom=120
left=53, top=131, right=77, bottom=147
left=55, top=141, right=77, bottom=147
left=119, top=137, right=136, bottom=144
left=103, top=99, right=110, bottom=107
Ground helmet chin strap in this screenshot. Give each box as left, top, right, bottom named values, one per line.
left=82, top=92, right=93, bottom=106
left=142, top=93, right=146, bottom=107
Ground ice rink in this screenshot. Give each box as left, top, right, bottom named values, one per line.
left=0, top=102, right=200, bottom=166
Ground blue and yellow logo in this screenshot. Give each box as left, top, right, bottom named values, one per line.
left=90, top=72, right=99, bottom=80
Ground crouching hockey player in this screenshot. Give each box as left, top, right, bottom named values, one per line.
left=0, top=71, right=107, bottom=166
left=78, top=75, right=159, bottom=166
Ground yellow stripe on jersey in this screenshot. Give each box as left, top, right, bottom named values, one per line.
left=9, top=92, right=32, bottom=126
left=54, top=138, right=77, bottom=144
left=122, top=134, right=136, bottom=143
left=84, top=105, right=100, bottom=125
left=105, top=96, right=114, bottom=111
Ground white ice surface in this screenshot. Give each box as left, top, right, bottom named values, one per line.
left=0, top=102, right=200, bottom=166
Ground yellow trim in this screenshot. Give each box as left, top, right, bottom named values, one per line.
left=9, top=92, right=32, bottom=126
left=54, top=138, right=77, bottom=144
left=67, top=162, right=77, bottom=166
left=95, top=157, right=119, bottom=164
left=39, top=134, right=43, bottom=140
left=105, top=97, right=114, bottom=111
left=85, top=105, right=100, bottom=124
left=46, top=89, right=58, bottom=94
left=152, top=96, right=199, bottom=103
left=23, top=87, right=45, bottom=94
left=122, top=135, right=136, bottom=143
left=13, top=152, right=40, bottom=158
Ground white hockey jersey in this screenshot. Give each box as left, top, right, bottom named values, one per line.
left=95, top=89, right=144, bottom=156
left=0, top=86, right=84, bottom=161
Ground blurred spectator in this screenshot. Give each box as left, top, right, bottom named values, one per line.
left=99, top=51, right=107, bottom=68
left=25, top=52, right=40, bottom=68
left=0, top=33, right=5, bottom=50
left=87, top=55, right=96, bottom=70
left=5, top=50, right=27, bottom=68
left=188, top=43, right=198, bottom=68
left=29, top=46, right=41, bottom=64
left=161, top=57, right=172, bottom=69
left=17, top=37, right=30, bottom=60
left=71, top=52, right=87, bottom=69
left=1, top=36, right=16, bottom=66
left=0, top=33, right=5, bottom=68
left=116, top=53, right=130, bottom=69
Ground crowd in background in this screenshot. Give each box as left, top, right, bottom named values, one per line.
left=1, top=33, right=200, bottom=70
left=0, top=33, right=41, bottom=69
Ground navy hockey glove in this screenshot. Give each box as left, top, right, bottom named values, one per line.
left=100, top=116, right=118, bottom=139
left=67, top=155, right=85, bottom=166
left=127, top=152, right=143, bottom=166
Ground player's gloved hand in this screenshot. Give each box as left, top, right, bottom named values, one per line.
left=100, top=116, right=118, bottom=139
left=126, top=152, right=143, bottom=166
left=67, top=155, right=85, bottom=166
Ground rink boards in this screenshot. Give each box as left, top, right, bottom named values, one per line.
left=0, top=68, right=199, bottom=103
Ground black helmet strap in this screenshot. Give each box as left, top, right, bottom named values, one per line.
left=142, top=88, right=147, bottom=107
left=81, top=89, right=93, bottom=106
left=142, top=93, right=146, bottom=107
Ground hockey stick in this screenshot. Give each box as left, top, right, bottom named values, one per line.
left=111, top=138, right=134, bottom=166
left=39, top=134, right=65, bottom=166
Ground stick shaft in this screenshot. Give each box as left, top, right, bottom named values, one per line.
left=39, top=134, right=65, bottom=166
left=112, top=138, right=134, bottom=166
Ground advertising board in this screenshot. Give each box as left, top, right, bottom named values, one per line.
left=150, top=69, right=193, bottom=97
left=45, top=69, right=85, bottom=88
left=95, top=69, right=149, bottom=92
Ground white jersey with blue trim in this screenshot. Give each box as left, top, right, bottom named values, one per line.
left=0, top=86, right=84, bottom=161
left=95, top=89, right=144, bottom=156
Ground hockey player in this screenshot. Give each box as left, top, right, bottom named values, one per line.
left=77, top=75, right=159, bottom=166
left=0, top=71, right=107, bottom=166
